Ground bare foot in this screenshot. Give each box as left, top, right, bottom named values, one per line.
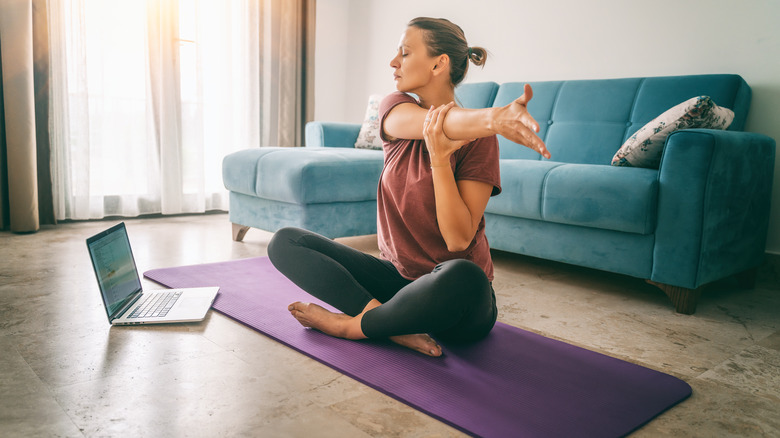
left=288, top=301, right=443, bottom=358
left=389, top=333, right=442, bottom=357
left=288, top=302, right=364, bottom=339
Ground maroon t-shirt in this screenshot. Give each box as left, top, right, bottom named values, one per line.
left=377, top=91, right=501, bottom=281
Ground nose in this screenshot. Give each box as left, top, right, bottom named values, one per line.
left=390, top=53, right=400, bottom=69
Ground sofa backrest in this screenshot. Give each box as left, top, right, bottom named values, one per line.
left=456, top=74, right=751, bottom=163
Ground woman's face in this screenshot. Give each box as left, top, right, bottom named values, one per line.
left=390, top=26, right=438, bottom=93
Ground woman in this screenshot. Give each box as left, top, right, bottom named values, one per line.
left=268, top=17, right=549, bottom=357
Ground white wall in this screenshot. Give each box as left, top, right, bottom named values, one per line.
left=315, top=0, right=780, bottom=253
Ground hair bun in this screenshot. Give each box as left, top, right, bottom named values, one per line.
left=468, top=46, right=488, bottom=67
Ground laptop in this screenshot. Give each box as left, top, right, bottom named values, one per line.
left=87, top=222, right=219, bottom=325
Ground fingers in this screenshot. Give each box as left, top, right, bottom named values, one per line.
left=506, top=86, right=550, bottom=158
left=523, top=83, right=534, bottom=102
left=424, top=105, right=434, bottom=126
left=525, top=119, right=540, bottom=136
left=512, top=85, right=540, bottom=134
left=522, top=112, right=541, bottom=134
left=423, top=102, right=471, bottom=162
left=423, top=104, right=440, bottom=130
left=435, top=101, right=456, bottom=126
left=423, top=106, right=436, bottom=143
left=527, top=134, right=550, bottom=159
left=499, top=117, right=549, bottom=158
left=536, top=141, right=551, bottom=159
left=423, top=102, right=452, bottom=139
left=430, top=104, right=443, bottom=130
left=425, top=102, right=452, bottom=124
left=515, top=125, right=550, bottom=159
left=514, top=83, right=534, bottom=106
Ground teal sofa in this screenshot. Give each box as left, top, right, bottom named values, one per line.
left=222, top=74, right=776, bottom=314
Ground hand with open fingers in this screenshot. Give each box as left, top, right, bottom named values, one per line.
left=423, top=102, right=474, bottom=167
left=492, top=84, right=551, bottom=159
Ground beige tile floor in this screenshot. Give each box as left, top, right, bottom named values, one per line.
left=1, top=214, right=778, bottom=437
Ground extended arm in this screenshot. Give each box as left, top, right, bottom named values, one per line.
left=384, top=84, right=550, bottom=159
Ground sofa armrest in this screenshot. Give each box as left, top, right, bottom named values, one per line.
left=305, top=121, right=362, bottom=148
left=652, top=129, right=776, bottom=289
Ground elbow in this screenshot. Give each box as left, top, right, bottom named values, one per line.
left=444, top=237, right=472, bottom=253
left=439, top=221, right=479, bottom=252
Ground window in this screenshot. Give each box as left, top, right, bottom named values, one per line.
left=49, top=0, right=307, bottom=219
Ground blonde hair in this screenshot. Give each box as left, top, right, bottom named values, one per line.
left=408, top=17, right=488, bottom=86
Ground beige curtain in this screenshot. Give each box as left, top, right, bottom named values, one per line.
left=46, top=0, right=315, bottom=220
left=0, top=0, right=53, bottom=232
left=0, top=0, right=313, bottom=226
left=259, top=0, right=315, bottom=147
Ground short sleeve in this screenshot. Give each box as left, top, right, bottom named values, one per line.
left=379, top=92, right=419, bottom=142
left=454, top=135, right=502, bottom=196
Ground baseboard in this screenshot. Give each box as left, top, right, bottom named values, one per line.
left=758, top=252, right=780, bottom=288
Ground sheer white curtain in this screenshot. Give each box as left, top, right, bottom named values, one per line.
left=48, top=0, right=311, bottom=220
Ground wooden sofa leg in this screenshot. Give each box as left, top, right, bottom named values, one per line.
left=232, top=223, right=250, bottom=242
left=646, top=280, right=702, bottom=315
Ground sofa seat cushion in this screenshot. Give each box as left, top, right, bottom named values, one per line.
left=487, top=161, right=659, bottom=234
left=223, top=147, right=384, bottom=204
left=486, top=160, right=563, bottom=220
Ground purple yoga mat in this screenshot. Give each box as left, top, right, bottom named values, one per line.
left=145, top=257, right=690, bottom=438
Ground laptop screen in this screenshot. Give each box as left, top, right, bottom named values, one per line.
left=87, top=223, right=142, bottom=320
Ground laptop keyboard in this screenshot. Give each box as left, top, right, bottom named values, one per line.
left=128, top=290, right=183, bottom=318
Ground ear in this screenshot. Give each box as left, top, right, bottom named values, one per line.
left=431, top=54, right=449, bottom=76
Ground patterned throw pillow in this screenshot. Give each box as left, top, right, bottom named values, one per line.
left=354, top=94, right=384, bottom=150
left=612, top=96, right=734, bottom=169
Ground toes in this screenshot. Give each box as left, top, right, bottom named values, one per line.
left=417, top=345, right=442, bottom=357
left=422, top=341, right=443, bottom=357
left=288, top=301, right=311, bottom=313
left=389, top=334, right=444, bottom=357
left=288, top=302, right=310, bottom=325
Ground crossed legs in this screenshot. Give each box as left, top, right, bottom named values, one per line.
left=268, top=227, right=496, bottom=356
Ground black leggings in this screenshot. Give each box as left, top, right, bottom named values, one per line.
left=267, top=227, right=497, bottom=343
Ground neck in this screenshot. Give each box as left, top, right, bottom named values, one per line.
left=416, top=84, right=456, bottom=108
